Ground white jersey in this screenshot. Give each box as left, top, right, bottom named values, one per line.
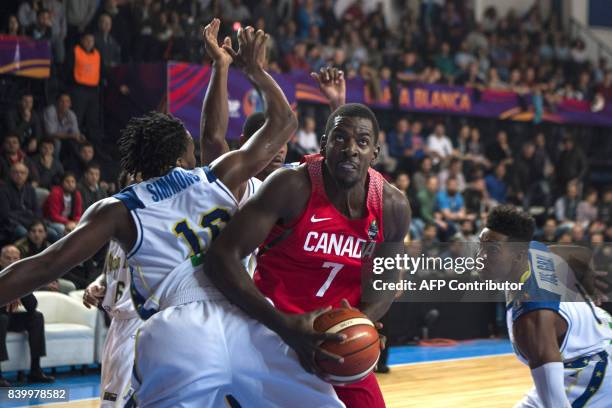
left=101, top=241, right=137, bottom=320
left=113, top=166, right=260, bottom=320
left=507, top=241, right=612, bottom=407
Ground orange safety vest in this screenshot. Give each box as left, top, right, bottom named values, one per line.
left=73, top=45, right=100, bottom=87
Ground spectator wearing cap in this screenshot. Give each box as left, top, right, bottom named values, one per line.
left=78, top=163, right=107, bottom=210
left=4, top=93, right=43, bottom=155
left=0, top=245, right=54, bottom=386
left=0, top=163, right=42, bottom=244
left=65, top=32, right=102, bottom=146
left=43, top=172, right=82, bottom=237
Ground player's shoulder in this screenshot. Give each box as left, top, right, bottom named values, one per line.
left=263, top=163, right=310, bottom=192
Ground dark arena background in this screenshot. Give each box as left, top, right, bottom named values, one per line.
left=0, top=0, right=611, bottom=407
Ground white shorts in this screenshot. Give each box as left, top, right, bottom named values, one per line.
left=101, top=317, right=144, bottom=407
left=129, top=299, right=344, bottom=408
left=515, top=348, right=612, bottom=408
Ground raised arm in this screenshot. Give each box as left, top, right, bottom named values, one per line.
left=205, top=168, right=343, bottom=373
left=311, top=67, right=346, bottom=112
left=210, top=27, right=298, bottom=194
left=0, top=199, right=134, bottom=305
left=200, top=18, right=232, bottom=165
left=514, top=310, right=570, bottom=407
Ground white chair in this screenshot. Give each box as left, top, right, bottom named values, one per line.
left=2, top=292, right=97, bottom=371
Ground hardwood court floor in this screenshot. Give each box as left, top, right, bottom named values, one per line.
left=30, top=354, right=532, bottom=408
left=377, top=354, right=533, bottom=407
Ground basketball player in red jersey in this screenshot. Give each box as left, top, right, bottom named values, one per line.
left=206, top=103, right=411, bottom=407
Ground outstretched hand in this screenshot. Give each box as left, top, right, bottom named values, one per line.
left=203, top=18, right=233, bottom=67
left=223, top=26, right=268, bottom=75
left=278, top=306, right=346, bottom=376
left=311, top=67, right=346, bottom=109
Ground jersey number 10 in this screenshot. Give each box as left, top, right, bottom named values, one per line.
left=173, top=208, right=231, bottom=255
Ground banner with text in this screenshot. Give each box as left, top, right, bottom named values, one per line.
left=0, top=35, right=50, bottom=79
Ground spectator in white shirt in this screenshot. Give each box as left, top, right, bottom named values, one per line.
left=427, top=123, right=454, bottom=166
left=295, top=116, right=319, bottom=154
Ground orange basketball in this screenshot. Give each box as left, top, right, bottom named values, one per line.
left=314, top=308, right=381, bottom=385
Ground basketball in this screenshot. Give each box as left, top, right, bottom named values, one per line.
left=314, top=308, right=381, bottom=385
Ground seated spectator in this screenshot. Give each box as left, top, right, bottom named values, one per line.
left=511, top=142, right=542, bottom=206
left=426, top=123, right=453, bottom=167
left=486, top=130, right=512, bottom=165
left=0, top=134, right=39, bottom=184
left=463, top=175, right=490, bottom=216
left=0, top=163, right=42, bottom=243
left=43, top=93, right=84, bottom=163
left=438, top=157, right=466, bottom=192
left=436, top=177, right=470, bottom=238
left=43, top=172, right=82, bottom=237
left=78, top=163, right=107, bottom=210
left=395, top=50, right=422, bottom=83
left=410, top=121, right=426, bottom=159
left=412, top=156, right=434, bottom=192
left=65, top=142, right=95, bottom=180
left=373, top=130, right=397, bottom=175
left=0, top=245, right=54, bottom=386
left=294, top=116, right=319, bottom=155
left=556, top=135, right=587, bottom=195
left=598, top=187, right=612, bottom=225
left=535, top=218, right=558, bottom=243
left=555, top=180, right=580, bottom=225
left=576, top=188, right=598, bottom=227
left=434, top=42, right=456, bottom=81
left=14, top=221, right=75, bottom=294
left=455, top=61, right=485, bottom=87
left=416, top=175, right=439, bottom=227
left=4, top=93, right=43, bottom=155
left=485, top=162, right=508, bottom=204
left=387, top=118, right=412, bottom=170
left=33, top=137, right=64, bottom=190
left=283, top=42, right=310, bottom=73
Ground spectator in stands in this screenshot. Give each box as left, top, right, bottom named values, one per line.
left=436, top=177, right=469, bottom=237
left=576, top=188, right=598, bottom=227
left=535, top=218, right=558, bottom=243
left=65, top=0, right=97, bottom=44
left=0, top=245, right=54, bottom=386
left=43, top=92, right=84, bottom=165
left=440, top=157, right=466, bottom=193
left=427, top=123, right=453, bottom=167
left=42, top=0, right=67, bottom=64
left=456, top=61, right=485, bottom=87
left=297, top=0, right=322, bottom=39
left=94, top=13, right=121, bottom=68
left=33, top=137, right=64, bottom=190
left=0, top=134, right=38, bottom=184
left=512, top=142, right=541, bottom=206
left=0, top=163, right=42, bottom=243
left=27, top=8, right=52, bottom=41
left=598, top=187, right=612, bottom=225
left=435, top=42, right=456, bottom=82
left=413, top=156, right=434, bottom=192
left=17, top=1, right=38, bottom=29
left=284, top=42, right=310, bottom=73
left=221, top=0, right=251, bottom=26
left=66, top=32, right=102, bottom=146
left=78, top=163, right=107, bottom=210
left=14, top=220, right=75, bottom=293
left=373, top=130, right=396, bottom=175
left=3, top=15, right=23, bottom=36
left=43, top=172, right=82, bottom=237
left=395, top=50, right=422, bottom=83
left=463, top=173, right=489, bottom=216
left=485, top=162, right=508, bottom=204
left=486, top=130, right=512, bottom=165
left=555, top=180, right=580, bottom=225
left=556, top=135, right=587, bottom=193
left=294, top=116, right=319, bottom=155
left=253, top=0, right=280, bottom=38
left=387, top=118, right=412, bottom=169
left=416, top=175, right=439, bottom=227
left=4, top=93, right=43, bottom=155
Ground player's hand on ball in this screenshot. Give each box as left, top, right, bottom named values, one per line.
left=83, top=282, right=106, bottom=308
left=340, top=299, right=386, bottom=350
left=203, top=18, right=233, bottom=67
left=279, top=306, right=346, bottom=375
left=223, top=26, right=268, bottom=75
left=311, top=67, right=346, bottom=108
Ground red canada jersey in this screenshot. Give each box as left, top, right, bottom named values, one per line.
left=254, top=154, right=385, bottom=314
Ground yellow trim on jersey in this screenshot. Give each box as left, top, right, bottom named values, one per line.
left=519, top=267, right=531, bottom=284
left=172, top=218, right=202, bottom=257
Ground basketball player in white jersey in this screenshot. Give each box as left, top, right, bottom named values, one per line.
left=0, top=23, right=345, bottom=407
left=478, top=205, right=612, bottom=407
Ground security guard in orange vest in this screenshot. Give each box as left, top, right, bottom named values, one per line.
left=65, top=31, right=103, bottom=150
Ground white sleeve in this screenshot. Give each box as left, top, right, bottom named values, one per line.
left=531, top=362, right=571, bottom=408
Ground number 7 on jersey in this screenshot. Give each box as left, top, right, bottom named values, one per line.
left=316, top=262, right=344, bottom=297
